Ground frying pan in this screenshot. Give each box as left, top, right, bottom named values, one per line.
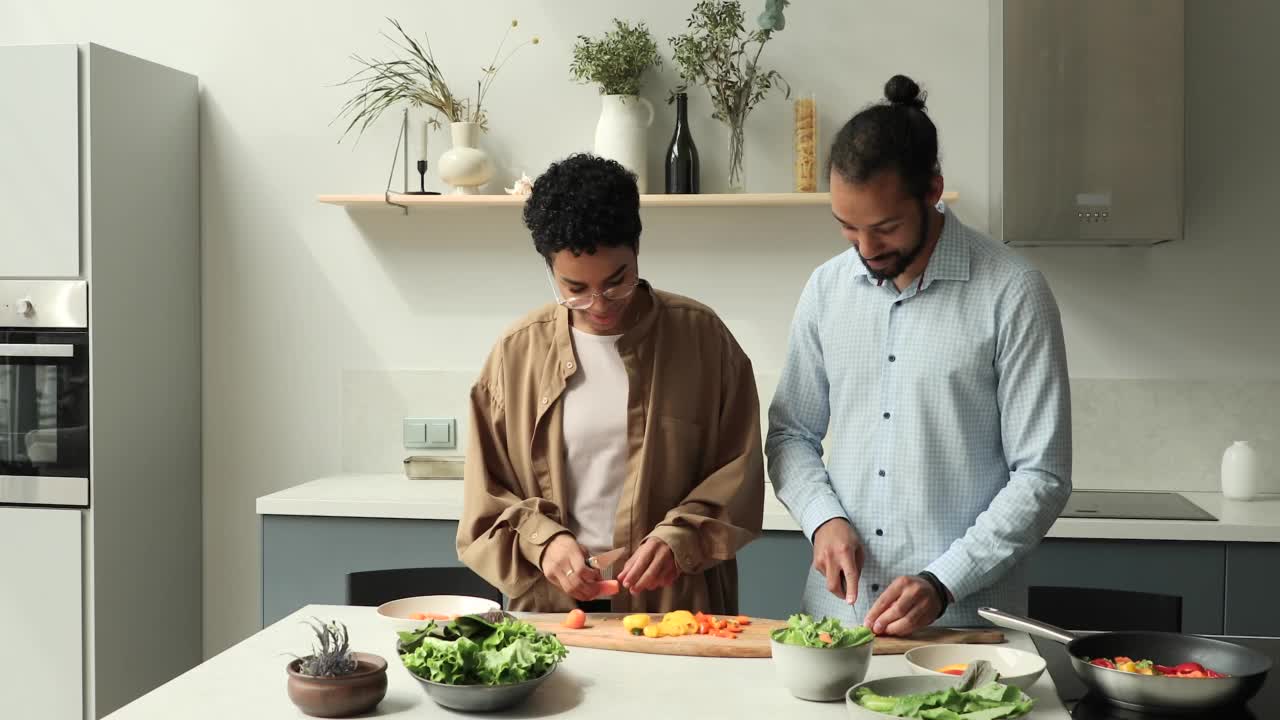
left=979, top=607, right=1271, bottom=713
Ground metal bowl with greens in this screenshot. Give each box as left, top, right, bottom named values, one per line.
left=397, top=611, right=567, bottom=712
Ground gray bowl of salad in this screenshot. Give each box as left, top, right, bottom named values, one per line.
left=770, top=614, right=876, bottom=701
left=397, top=611, right=567, bottom=712
left=846, top=661, right=1036, bottom=719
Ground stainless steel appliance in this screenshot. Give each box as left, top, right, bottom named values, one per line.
left=0, top=279, right=89, bottom=507
left=989, top=0, right=1185, bottom=246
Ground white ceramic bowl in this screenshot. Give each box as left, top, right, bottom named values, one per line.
left=770, top=637, right=874, bottom=702
left=903, top=643, right=1046, bottom=689
left=376, top=595, right=501, bottom=634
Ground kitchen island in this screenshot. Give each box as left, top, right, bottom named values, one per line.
left=106, top=604, right=1073, bottom=719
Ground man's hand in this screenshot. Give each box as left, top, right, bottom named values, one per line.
left=617, top=537, right=680, bottom=593
left=812, top=518, right=865, bottom=605
left=539, top=533, right=601, bottom=601
left=863, top=575, right=943, bottom=636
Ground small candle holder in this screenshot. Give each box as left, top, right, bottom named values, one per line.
left=403, top=160, right=440, bottom=196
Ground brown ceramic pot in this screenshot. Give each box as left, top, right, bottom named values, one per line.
left=286, top=652, right=388, bottom=718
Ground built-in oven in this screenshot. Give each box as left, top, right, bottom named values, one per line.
left=0, top=280, right=89, bottom=507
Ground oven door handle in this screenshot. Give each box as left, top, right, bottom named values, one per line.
left=0, top=343, right=75, bottom=358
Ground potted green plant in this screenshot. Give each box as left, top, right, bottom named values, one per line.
left=571, top=20, right=662, bottom=191
left=670, top=0, right=791, bottom=192
left=336, top=18, right=539, bottom=194
left=286, top=619, right=387, bottom=718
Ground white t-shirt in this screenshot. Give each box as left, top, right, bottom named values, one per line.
left=562, top=326, right=629, bottom=557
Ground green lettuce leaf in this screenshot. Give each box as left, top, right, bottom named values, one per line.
left=769, top=613, right=874, bottom=648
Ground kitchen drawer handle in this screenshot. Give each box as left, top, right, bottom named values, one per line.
left=0, top=343, right=75, bottom=358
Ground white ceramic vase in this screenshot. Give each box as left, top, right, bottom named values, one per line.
left=593, top=94, right=655, bottom=192
left=437, top=122, right=494, bottom=195
left=1221, top=440, right=1260, bottom=501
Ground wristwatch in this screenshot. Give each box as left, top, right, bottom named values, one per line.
left=917, top=571, right=950, bottom=619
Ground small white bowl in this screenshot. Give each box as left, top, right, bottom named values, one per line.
left=903, top=643, right=1046, bottom=689
left=770, top=637, right=874, bottom=702
left=376, top=595, right=501, bottom=634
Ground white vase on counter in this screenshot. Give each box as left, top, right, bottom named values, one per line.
left=437, top=122, right=494, bottom=194
left=593, top=94, right=655, bottom=192
left=1221, top=440, right=1260, bottom=500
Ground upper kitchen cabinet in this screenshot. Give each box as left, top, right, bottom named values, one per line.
left=990, top=1, right=1185, bottom=246
left=0, top=44, right=81, bottom=277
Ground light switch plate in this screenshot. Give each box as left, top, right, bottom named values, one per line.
left=404, top=417, right=456, bottom=449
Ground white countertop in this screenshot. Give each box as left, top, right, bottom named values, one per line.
left=105, top=604, right=1071, bottom=720
left=257, top=474, right=1280, bottom=543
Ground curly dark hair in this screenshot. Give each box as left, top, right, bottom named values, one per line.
left=523, top=153, right=641, bottom=261
left=828, top=74, right=941, bottom=199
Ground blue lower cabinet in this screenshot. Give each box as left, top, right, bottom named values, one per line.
left=1025, top=539, right=1225, bottom=635
left=262, top=517, right=1276, bottom=637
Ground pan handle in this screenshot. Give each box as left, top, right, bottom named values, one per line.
left=978, top=607, right=1077, bottom=646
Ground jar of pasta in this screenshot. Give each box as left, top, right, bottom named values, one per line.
left=794, top=93, right=818, bottom=193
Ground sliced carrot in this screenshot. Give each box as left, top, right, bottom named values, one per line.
left=591, top=579, right=621, bottom=598
left=714, top=629, right=737, bottom=639
left=818, top=631, right=833, bottom=645
left=409, top=612, right=428, bottom=621
left=562, top=608, right=587, bottom=629
left=735, top=615, right=752, bottom=625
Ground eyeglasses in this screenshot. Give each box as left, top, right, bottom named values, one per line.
left=545, top=269, right=641, bottom=311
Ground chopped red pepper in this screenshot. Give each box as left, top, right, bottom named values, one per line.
left=1090, top=658, right=1117, bottom=669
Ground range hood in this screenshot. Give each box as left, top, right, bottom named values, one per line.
left=989, top=0, right=1185, bottom=247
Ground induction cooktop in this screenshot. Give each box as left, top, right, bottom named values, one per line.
left=1059, top=491, right=1217, bottom=521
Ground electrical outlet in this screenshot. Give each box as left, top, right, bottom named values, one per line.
left=404, top=417, right=456, bottom=449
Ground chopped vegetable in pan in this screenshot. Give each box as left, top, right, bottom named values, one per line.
left=1084, top=656, right=1228, bottom=678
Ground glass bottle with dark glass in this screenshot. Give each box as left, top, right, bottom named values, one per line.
left=665, top=92, right=700, bottom=194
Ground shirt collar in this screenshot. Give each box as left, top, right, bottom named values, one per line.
left=849, top=205, right=971, bottom=288
left=554, top=280, right=658, bottom=374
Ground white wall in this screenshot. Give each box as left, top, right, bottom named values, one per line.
left=4, top=0, right=1276, bottom=658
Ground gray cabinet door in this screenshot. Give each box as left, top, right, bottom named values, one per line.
left=0, top=44, right=80, bottom=278
left=1026, top=539, right=1226, bottom=635
left=1225, top=543, right=1280, bottom=637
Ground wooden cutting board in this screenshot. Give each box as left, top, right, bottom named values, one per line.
left=523, top=613, right=1005, bottom=659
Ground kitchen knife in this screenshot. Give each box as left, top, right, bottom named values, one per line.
left=586, top=546, right=627, bottom=572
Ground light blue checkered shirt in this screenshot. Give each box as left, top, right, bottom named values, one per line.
left=766, top=208, right=1072, bottom=628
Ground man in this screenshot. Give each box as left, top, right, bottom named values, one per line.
left=457, top=153, right=763, bottom=613
left=767, top=75, right=1072, bottom=636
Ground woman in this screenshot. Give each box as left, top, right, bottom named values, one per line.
left=457, top=154, right=763, bottom=614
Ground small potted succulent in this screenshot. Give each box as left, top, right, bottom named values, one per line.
left=286, top=619, right=388, bottom=718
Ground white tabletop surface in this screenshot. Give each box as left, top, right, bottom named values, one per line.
left=105, top=605, right=1072, bottom=719
left=256, top=474, right=1280, bottom=542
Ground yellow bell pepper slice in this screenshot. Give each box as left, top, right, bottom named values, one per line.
left=622, top=614, right=651, bottom=635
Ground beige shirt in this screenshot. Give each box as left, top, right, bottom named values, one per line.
left=562, top=327, right=628, bottom=557
left=456, top=284, right=764, bottom=614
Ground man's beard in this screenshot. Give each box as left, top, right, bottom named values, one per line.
left=859, top=200, right=929, bottom=281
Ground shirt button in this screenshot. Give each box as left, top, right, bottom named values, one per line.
left=540, top=397, right=549, bottom=405
left=871, top=583, right=881, bottom=592
left=566, top=361, right=574, bottom=369
left=888, top=354, right=897, bottom=362
left=883, top=412, right=890, bottom=419
left=531, top=532, right=539, bottom=540
left=875, top=529, right=884, bottom=536
left=878, top=470, right=886, bottom=477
